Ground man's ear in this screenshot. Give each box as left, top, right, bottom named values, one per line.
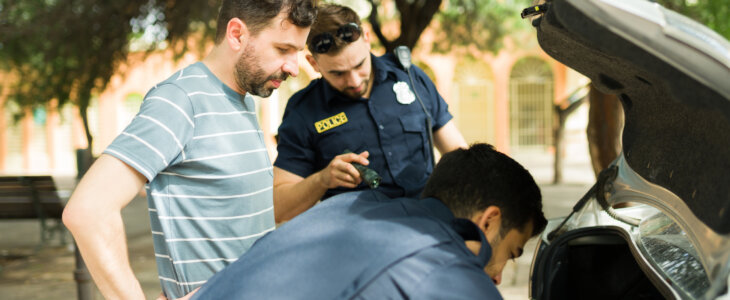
left=362, top=29, right=371, bottom=43
left=226, top=17, right=249, bottom=51
left=306, top=54, right=320, bottom=73
left=472, top=206, right=502, bottom=235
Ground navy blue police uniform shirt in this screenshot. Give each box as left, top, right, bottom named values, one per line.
left=192, top=190, right=503, bottom=300
left=274, top=53, right=453, bottom=199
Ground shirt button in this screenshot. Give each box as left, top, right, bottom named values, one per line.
left=388, top=152, right=392, bottom=156
left=379, top=125, right=384, bottom=130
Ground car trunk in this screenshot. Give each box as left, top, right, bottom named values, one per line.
left=533, top=0, right=730, bottom=233
left=531, top=227, right=667, bottom=299
left=527, top=0, right=730, bottom=298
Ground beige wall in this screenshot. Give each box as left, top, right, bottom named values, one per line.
left=414, top=42, right=575, bottom=155
left=0, top=30, right=588, bottom=175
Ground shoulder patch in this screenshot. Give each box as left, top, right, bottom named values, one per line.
left=314, top=112, right=348, bottom=133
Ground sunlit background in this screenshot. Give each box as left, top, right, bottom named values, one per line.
left=0, top=0, right=727, bottom=299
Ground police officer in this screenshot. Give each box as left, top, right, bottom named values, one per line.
left=273, top=4, right=467, bottom=222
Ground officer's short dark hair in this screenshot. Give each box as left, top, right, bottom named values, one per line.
left=215, top=0, right=318, bottom=44
left=422, top=143, right=547, bottom=237
left=306, top=4, right=361, bottom=56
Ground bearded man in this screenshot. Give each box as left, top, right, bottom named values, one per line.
left=63, top=1, right=317, bottom=299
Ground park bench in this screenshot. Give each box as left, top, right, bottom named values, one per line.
left=0, top=175, right=67, bottom=247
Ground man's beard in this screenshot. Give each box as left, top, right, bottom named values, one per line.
left=341, top=76, right=370, bottom=99
left=234, top=44, right=288, bottom=97
left=484, top=232, right=503, bottom=279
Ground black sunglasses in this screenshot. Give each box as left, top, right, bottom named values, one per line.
left=310, top=23, right=362, bottom=54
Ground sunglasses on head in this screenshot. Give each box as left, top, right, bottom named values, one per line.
left=310, top=23, right=362, bottom=54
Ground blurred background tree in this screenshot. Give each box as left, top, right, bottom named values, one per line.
left=0, top=0, right=220, bottom=154
left=365, top=0, right=531, bottom=53
left=1, top=0, right=728, bottom=178
left=0, top=0, right=532, bottom=154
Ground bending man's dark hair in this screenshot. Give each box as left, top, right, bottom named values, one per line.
left=215, top=0, right=318, bottom=44
left=422, top=143, right=547, bottom=237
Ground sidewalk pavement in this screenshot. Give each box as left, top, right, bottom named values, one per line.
left=0, top=154, right=595, bottom=299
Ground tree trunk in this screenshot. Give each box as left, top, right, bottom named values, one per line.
left=553, top=107, right=565, bottom=184
left=75, top=104, right=95, bottom=300
left=553, top=89, right=587, bottom=184
left=367, top=0, right=441, bottom=52
left=586, top=84, right=623, bottom=178
left=78, top=105, right=93, bottom=154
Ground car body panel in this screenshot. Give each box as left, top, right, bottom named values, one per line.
left=528, top=0, right=730, bottom=298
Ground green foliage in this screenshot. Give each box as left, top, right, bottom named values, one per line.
left=435, top=0, right=532, bottom=53
left=365, top=0, right=444, bottom=52
left=361, top=0, right=533, bottom=54
left=656, top=0, right=730, bottom=39
left=0, top=0, right=220, bottom=146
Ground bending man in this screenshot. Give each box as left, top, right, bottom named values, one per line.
left=194, top=143, right=547, bottom=299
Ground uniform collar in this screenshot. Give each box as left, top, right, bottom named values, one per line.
left=321, top=53, right=398, bottom=105
left=371, top=52, right=393, bottom=84
left=420, top=198, right=492, bottom=266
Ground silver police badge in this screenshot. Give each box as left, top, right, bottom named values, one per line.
left=393, top=81, right=415, bottom=105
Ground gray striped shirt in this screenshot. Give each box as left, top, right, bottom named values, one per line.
left=104, top=62, right=275, bottom=299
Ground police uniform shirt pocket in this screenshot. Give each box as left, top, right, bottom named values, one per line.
left=399, top=114, right=427, bottom=161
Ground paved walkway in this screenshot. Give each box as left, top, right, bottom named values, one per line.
left=0, top=152, right=595, bottom=299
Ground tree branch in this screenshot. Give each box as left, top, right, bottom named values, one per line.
left=394, top=0, right=442, bottom=50
left=367, top=0, right=394, bottom=51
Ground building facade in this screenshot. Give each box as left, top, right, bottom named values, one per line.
left=0, top=23, right=589, bottom=176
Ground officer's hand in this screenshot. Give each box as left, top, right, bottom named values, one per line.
left=318, top=151, right=370, bottom=189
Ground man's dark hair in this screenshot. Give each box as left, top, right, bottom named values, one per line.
left=306, top=4, right=361, bottom=55
left=422, top=143, right=547, bottom=237
left=215, top=0, right=318, bottom=44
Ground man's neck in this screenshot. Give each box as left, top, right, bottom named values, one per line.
left=202, top=47, right=246, bottom=95
left=465, top=240, right=482, bottom=256
left=362, top=61, right=375, bottom=99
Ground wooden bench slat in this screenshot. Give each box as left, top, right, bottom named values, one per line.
left=0, top=176, right=65, bottom=219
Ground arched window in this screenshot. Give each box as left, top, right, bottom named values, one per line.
left=4, top=102, right=23, bottom=172
left=509, top=57, right=554, bottom=151
left=452, top=56, right=495, bottom=144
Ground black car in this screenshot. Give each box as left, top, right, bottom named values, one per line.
left=524, top=0, right=730, bottom=299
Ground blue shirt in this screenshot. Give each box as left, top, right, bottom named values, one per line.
left=192, top=191, right=502, bottom=300
left=275, top=53, right=453, bottom=199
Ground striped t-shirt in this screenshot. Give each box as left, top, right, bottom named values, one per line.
left=104, top=62, right=275, bottom=299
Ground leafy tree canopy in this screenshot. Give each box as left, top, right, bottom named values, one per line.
left=1, top=0, right=727, bottom=149
left=361, top=0, right=532, bottom=53
left=435, top=0, right=532, bottom=53
left=0, top=0, right=220, bottom=145
left=656, top=0, right=729, bottom=39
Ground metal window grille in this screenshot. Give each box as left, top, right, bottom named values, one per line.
left=509, top=57, right=554, bottom=152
